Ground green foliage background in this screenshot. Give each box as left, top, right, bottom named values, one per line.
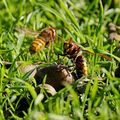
left=0, top=0, right=120, bottom=119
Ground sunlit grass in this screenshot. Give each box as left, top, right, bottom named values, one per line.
left=0, top=0, right=120, bottom=119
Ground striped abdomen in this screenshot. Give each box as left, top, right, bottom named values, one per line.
left=75, top=55, right=87, bottom=78
left=30, top=37, right=46, bottom=54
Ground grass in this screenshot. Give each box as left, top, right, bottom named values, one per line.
left=0, top=0, right=120, bottom=119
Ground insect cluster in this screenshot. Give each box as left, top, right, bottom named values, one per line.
left=15, top=26, right=88, bottom=91
left=6, top=23, right=120, bottom=92
left=3, top=23, right=120, bottom=118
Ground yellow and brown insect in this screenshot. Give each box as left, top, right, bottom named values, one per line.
left=64, top=38, right=87, bottom=79
left=30, top=27, right=56, bottom=54
left=15, top=27, right=56, bottom=54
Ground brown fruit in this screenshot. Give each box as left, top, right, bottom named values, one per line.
left=35, top=64, right=74, bottom=91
